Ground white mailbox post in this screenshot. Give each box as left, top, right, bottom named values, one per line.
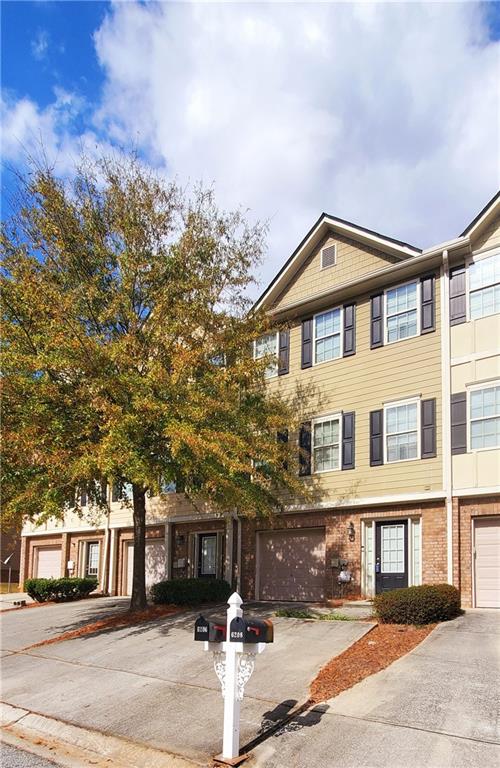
left=194, top=592, right=273, bottom=765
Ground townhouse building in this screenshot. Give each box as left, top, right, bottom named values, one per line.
left=19, top=194, right=500, bottom=608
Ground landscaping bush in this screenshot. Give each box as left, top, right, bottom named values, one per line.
left=150, top=578, right=231, bottom=606
left=373, top=584, right=461, bottom=625
left=25, top=577, right=98, bottom=603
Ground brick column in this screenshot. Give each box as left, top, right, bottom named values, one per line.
left=19, top=536, right=29, bottom=589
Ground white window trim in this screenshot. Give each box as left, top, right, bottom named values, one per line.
left=253, top=331, right=279, bottom=379
left=312, top=412, right=342, bottom=474
left=320, top=243, right=337, bottom=270
left=85, top=541, right=100, bottom=578
left=465, top=249, right=500, bottom=322
left=384, top=279, right=421, bottom=345
left=383, top=396, right=421, bottom=464
left=312, top=306, right=343, bottom=366
left=466, top=380, right=500, bottom=453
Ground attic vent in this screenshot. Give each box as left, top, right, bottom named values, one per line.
left=321, top=244, right=336, bottom=269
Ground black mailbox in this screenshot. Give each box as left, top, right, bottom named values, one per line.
left=229, top=616, right=273, bottom=644
left=194, top=615, right=227, bottom=642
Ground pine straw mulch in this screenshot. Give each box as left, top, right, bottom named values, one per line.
left=24, top=604, right=181, bottom=650
left=309, top=622, right=435, bottom=704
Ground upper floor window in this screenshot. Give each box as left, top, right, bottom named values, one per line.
left=254, top=332, right=278, bottom=378
left=384, top=399, right=419, bottom=463
left=385, top=281, right=418, bottom=343
left=314, top=308, right=342, bottom=363
left=469, top=252, right=500, bottom=320
left=312, top=415, right=341, bottom=472
left=470, top=384, right=500, bottom=450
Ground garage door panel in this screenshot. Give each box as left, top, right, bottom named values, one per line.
left=258, top=529, right=326, bottom=602
left=475, top=518, right=500, bottom=609
left=36, top=547, right=61, bottom=579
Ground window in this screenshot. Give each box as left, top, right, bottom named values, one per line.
left=85, top=542, right=99, bottom=578
left=254, top=332, right=278, bottom=378
left=385, top=281, right=418, bottom=343
left=469, top=252, right=500, bottom=320
left=198, top=534, right=217, bottom=577
left=469, top=384, right=500, bottom=450
left=384, top=400, right=419, bottom=463
left=313, top=415, right=341, bottom=472
left=314, top=308, right=342, bottom=363
left=321, top=244, right=336, bottom=269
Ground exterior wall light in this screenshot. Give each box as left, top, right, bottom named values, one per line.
left=347, top=521, right=355, bottom=541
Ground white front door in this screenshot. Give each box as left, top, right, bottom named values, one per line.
left=145, top=540, right=166, bottom=590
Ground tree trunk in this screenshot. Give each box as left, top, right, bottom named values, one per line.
left=130, top=484, right=147, bottom=612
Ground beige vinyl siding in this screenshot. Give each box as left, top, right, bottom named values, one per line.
left=267, top=276, right=443, bottom=500
left=273, top=233, right=400, bottom=311
left=471, top=213, right=500, bottom=253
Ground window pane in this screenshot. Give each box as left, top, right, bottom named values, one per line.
left=315, top=309, right=340, bottom=339
left=314, top=445, right=339, bottom=472
left=471, top=416, right=500, bottom=449
left=315, top=334, right=340, bottom=363
left=469, top=253, right=500, bottom=290
left=387, top=310, right=417, bottom=342
left=255, top=333, right=277, bottom=358
left=387, top=431, right=417, bottom=461
left=201, top=536, right=216, bottom=575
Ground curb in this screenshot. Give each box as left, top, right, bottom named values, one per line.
left=1, top=703, right=204, bottom=768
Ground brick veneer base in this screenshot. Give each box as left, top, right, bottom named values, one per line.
left=240, top=501, right=447, bottom=602
left=452, top=495, right=500, bottom=607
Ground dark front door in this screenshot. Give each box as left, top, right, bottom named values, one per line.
left=375, top=520, right=408, bottom=593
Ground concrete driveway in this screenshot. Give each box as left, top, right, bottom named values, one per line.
left=0, top=597, right=372, bottom=764
left=250, top=610, right=500, bottom=768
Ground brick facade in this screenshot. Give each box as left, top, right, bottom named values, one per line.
left=170, top=519, right=226, bottom=581
left=452, top=496, right=500, bottom=607
left=240, top=501, right=447, bottom=601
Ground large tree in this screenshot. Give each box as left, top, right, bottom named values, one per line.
left=1, top=154, right=306, bottom=610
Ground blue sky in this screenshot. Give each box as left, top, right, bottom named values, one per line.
left=2, top=1, right=499, bottom=289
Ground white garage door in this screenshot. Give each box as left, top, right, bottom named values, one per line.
left=36, top=547, right=61, bottom=579
left=475, top=518, right=500, bottom=608
left=125, top=540, right=166, bottom=596
left=258, top=529, right=326, bottom=602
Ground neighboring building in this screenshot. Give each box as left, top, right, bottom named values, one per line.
left=1, top=527, right=21, bottom=586
left=19, top=195, right=500, bottom=608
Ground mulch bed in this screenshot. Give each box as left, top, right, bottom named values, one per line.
left=309, top=622, right=435, bottom=703
left=24, top=604, right=181, bottom=650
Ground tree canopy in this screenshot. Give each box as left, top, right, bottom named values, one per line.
left=1, top=154, right=307, bottom=609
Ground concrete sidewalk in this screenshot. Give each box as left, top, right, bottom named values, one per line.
left=249, top=610, right=500, bottom=768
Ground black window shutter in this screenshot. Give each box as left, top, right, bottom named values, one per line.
left=370, top=409, right=384, bottom=466
left=301, top=319, right=313, bottom=369
left=80, top=490, right=87, bottom=507
left=421, top=275, right=436, bottom=334
left=451, top=392, right=467, bottom=455
left=370, top=294, right=384, bottom=349
left=421, top=398, right=437, bottom=458
left=342, top=412, right=355, bottom=470
left=299, top=421, right=312, bottom=476
left=277, top=429, right=289, bottom=470
left=343, top=303, right=356, bottom=357
left=450, top=265, right=466, bottom=326
left=111, top=483, right=119, bottom=503
left=278, top=330, right=290, bottom=376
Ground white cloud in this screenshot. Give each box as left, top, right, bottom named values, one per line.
left=3, top=2, right=499, bottom=292
left=31, top=29, right=49, bottom=61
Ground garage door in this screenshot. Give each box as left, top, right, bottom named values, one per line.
left=258, top=529, right=326, bottom=601
left=475, top=518, right=500, bottom=608
left=125, top=540, right=166, bottom=595
left=36, top=547, right=61, bottom=579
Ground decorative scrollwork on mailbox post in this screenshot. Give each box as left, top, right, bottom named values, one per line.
left=194, top=593, right=274, bottom=765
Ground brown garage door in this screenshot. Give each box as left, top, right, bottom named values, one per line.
left=257, top=529, right=326, bottom=601
left=474, top=518, right=500, bottom=608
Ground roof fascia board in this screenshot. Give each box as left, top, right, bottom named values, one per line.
left=254, top=214, right=421, bottom=313
left=460, top=191, right=500, bottom=238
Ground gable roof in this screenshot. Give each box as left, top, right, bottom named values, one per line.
left=254, top=212, right=421, bottom=312
left=460, top=190, right=500, bottom=238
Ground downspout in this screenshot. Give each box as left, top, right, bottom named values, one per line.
left=441, top=249, right=453, bottom=584
left=236, top=514, right=242, bottom=594
left=101, top=484, right=111, bottom=595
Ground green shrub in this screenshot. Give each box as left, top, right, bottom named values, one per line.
left=373, top=584, right=461, bottom=625
left=150, top=578, right=231, bottom=606
left=25, top=577, right=98, bottom=603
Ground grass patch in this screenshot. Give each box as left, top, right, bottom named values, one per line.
left=275, top=608, right=356, bottom=621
